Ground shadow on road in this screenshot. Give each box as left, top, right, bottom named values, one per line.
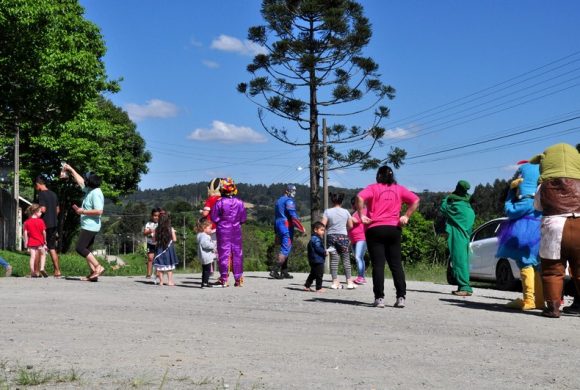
left=64, top=276, right=98, bottom=282
left=133, top=280, right=156, bottom=286
left=407, top=288, right=514, bottom=302
left=284, top=286, right=308, bottom=292
left=304, top=297, right=373, bottom=307
left=407, top=288, right=451, bottom=296
left=176, top=284, right=202, bottom=289
left=439, top=297, right=539, bottom=316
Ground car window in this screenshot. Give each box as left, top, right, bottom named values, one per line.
left=472, top=220, right=501, bottom=241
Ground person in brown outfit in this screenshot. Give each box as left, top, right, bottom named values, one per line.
left=530, top=143, right=580, bottom=318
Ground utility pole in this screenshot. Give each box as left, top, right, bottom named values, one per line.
left=322, top=119, right=329, bottom=273
left=14, top=124, right=21, bottom=251
left=182, top=214, right=186, bottom=270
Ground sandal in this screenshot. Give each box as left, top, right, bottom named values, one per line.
left=53, top=273, right=62, bottom=279
left=81, top=273, right=98, bottom=282
left=40, top=270, right=49, bottom=278
left=88, top=266, right=105, bottom=281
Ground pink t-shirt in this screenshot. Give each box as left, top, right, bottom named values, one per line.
left=357, top=183, right=419, bottom=228
left=348, top=209, right=367, bottom=243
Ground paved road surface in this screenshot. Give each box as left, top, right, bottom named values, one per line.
left=1, top=273, right=578, bottom=389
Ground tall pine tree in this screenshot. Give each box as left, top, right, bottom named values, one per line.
left=238, top=0, right=403, bottom=221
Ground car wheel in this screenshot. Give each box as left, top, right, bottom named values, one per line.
left=446, top=258, right=457, bottom=285
left=496, top=259, right=517, bottom=291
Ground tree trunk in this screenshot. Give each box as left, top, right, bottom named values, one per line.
left=307, top=19, right=321, bottom=226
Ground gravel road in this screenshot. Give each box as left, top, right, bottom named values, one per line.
left=1, top=272, right=578, bottom=389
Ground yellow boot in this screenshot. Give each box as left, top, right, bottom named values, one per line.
left=534, top=268, right=545, bottom=310
left=506, top=267, right=536, bottom=310
left=521, top=267, right=536, bottom=310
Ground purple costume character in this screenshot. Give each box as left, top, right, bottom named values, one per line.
left=210, top=178, right=247, bottom=287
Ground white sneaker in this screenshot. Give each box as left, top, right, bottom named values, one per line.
left=373, top=298, right=385, bottom=308
left=347, top=282, right=356, bottom=289
left=394, top=297, right=405, bottom=308
left=330, top=283, right=343, bottom=290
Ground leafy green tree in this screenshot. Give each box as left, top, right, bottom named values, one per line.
left=22, top=96, right=151, bottom=251
left=238, top=0, right=402, bottom=222
left=0, top=0, right=118, bottom=138
left=471, top=179, right=509, bottom=222
left=163, top=200, right=193, bottom=215
left=0, top=0, right=134, bottom=250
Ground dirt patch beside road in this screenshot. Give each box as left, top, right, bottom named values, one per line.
left=1, top=273, right=578, bottom=389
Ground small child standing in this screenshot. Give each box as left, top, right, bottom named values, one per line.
left=143, top=208, right=161, bottom=279
left=210, top=178, right=247, bottom=287
left=304, top=221, right=327, bottom=292
left=153, top=213, right=179, bottom=286
left=23, top=204, right=47, bottom=278
left=197, top=219, right=217, bottom=288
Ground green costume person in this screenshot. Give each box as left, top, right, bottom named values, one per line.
left=440, top=180, right=475, bottom=296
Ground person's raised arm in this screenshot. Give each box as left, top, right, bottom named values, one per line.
left=62, top=163, right=85, bottom=188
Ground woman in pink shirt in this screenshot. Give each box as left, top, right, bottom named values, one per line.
left=356, top=165, right=419, bottom=309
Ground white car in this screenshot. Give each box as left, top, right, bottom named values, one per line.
left=469, top=218, right=521, bottom=290
left=447, top=218, right=520, bottom=290
left=447, top=217, right=573, bottom=292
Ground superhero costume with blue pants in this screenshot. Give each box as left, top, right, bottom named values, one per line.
left=496, top=163, right=543, bottom=310
left=272, top=191, right=304, bottom=278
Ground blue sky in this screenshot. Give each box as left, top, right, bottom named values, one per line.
left=80, top=0, right=580, bottom=193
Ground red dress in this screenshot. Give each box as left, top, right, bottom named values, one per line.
left=24, top=218, right=46, bottom=247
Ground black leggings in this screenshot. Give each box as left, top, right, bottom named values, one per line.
left=75, top=229, right=98, bottom=258
left=365, top=225, right=405, bottom=299
left=202, top=263, right=212, bottom=285
left=305, top=263, right=324, bottom=290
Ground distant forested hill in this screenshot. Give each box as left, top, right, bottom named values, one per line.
left=120, top=182, right=361, bottom=222
left=117, top=178, right=510, bottom=224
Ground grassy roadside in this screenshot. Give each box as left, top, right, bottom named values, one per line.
left=0, top=249, right=449, bottom=284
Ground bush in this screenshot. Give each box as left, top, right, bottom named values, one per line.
left=402, top=212, right=448, bottom=265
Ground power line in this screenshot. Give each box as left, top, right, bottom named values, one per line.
left=406, top=115, right=580, bottom=160
left=384, top=50, right=580, bottom=129
left=406, top=126, right=580, bottom=165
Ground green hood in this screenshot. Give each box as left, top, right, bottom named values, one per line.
left=529, top=143, right=580, bottom=181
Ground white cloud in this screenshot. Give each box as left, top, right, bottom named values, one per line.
left=502, top=164, right=520, bottom=171
left=383, top=127, right=412, bottom=139
left=210, top=34, right=267, bottom=56
left=202, top=59, right=220, bottom=69
left=125, top=99, right=179, bottom=122
left=188, top=120, right=267, bottom=144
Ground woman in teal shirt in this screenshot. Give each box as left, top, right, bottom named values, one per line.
left=62, top=163, right=105, bottom=281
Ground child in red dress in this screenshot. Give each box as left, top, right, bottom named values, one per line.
left=23, top=204, right=47, bottom=277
